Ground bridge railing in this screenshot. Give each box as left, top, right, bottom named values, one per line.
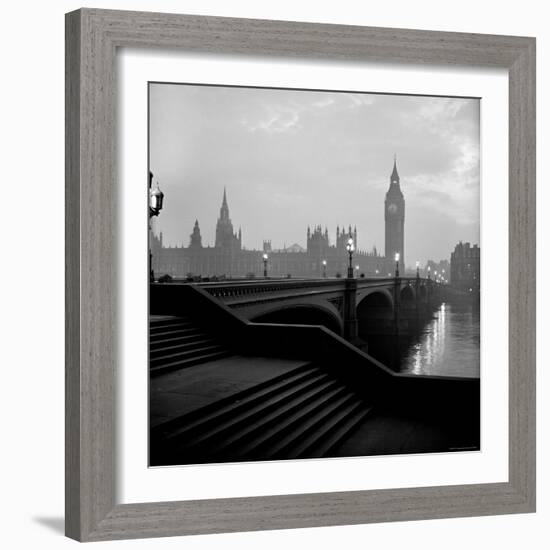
left=198, top=278, right=345, bottom=300
left=197, top=276, right=424, bottom=301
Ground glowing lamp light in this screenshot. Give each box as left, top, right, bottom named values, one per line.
left=394, top=252, right=400, bottom=277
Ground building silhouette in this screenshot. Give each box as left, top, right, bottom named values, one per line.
left=151, top=160, right=406, bottom=279
left=385, top=156, right=405, bottom=270
left=450, top=241, right=480, bottom=291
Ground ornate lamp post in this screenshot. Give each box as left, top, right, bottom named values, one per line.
left=150, top=185, right=164, bottom=218
left=343, top=235, right=358, bottom=342
left=149, top=171, right=164, bottom=282
left=394, top=252, right=400, bottom=278
left=346, top=234, right=355, bottom=278
left=322, top=259, right=327, bottom=278
left=263, top=253, right=268, bottom=278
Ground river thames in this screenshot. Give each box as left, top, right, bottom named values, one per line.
left=364, top=300, right=481, bottom=378
left=398, top=302, right=480, bottom=378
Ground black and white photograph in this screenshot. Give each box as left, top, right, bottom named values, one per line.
left=148, top=82, right=481, bottom=467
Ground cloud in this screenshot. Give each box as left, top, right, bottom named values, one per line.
left=242, top=104, right=302, bottom=134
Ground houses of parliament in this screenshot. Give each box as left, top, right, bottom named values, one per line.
left=151, top=159, right=406, bottom=279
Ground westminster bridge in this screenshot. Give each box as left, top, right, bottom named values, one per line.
left=194, top=276, right=442, bottom=346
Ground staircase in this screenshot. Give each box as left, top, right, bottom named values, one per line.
left=150, top=315, right=232, bottom=376
left=151, top=362, right=374, bottom=466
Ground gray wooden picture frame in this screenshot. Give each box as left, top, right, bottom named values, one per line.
left=65, top=8, right=536, bottom=542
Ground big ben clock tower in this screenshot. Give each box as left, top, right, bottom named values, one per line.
left=385, top=156, right=405, bottom=273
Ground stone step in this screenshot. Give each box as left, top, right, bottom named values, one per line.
left=150, top=337, right=218, bottom=359
left=303, top=402, right=373, bottom=458
left=160, top=371, right=334, bottom=458
left=230, top=384, right=351, bottom=461
left=206, top=378, right=346, bottom=462
left=150, top=331, right=211, bottom=350
left=283, top=398, right=367, bottom=459
left=149, top=317, right=192, bottom=332
left=152, top=364, right=319, bottom=441
left=150, top=344, right=227, bottom=368
left=150, top=350, right=233, bottom=377
left=253, top=392, right=359, bottom=460
left=150, top=322, right=194, bottom=335
left=150, top=326, right=206, bottom=340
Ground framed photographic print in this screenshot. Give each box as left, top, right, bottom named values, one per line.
left=147, top=82, right=482, bottom=468
left=65, top=8, right=535, bottom=542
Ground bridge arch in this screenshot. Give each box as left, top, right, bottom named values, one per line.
left=250, top=303, right=344, bottom=336
left=356, top=288, right=394, bottom=310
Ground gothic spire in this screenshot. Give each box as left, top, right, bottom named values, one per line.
left=391, top=155, right=400, bottom=184
left=219, top=187, right=230, bottom=220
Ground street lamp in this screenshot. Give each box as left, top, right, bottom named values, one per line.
left=149, top=172, right=164, bottom=283
left=263, top=253, right=268, bottom=278
left=375, top=269, right=379, bottom=276
left=149, top=184, right=164, bottom=218
left=345, top=234, right=355, bottom=278
left=394, top=252, right=400, bottom=278
left=427, top=265, right=431, bottom=280
left=416, top=261, right=420, bottom=279
left=322, top=259, right=327, bottom=278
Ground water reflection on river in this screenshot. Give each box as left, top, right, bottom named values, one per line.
left=398, top=302, right=480, bottom=378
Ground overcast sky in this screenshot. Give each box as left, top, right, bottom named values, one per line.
left=149, top=83, right=480, bottom=268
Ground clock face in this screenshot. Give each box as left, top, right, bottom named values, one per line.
left=388, top=203, right=398, bottom=214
